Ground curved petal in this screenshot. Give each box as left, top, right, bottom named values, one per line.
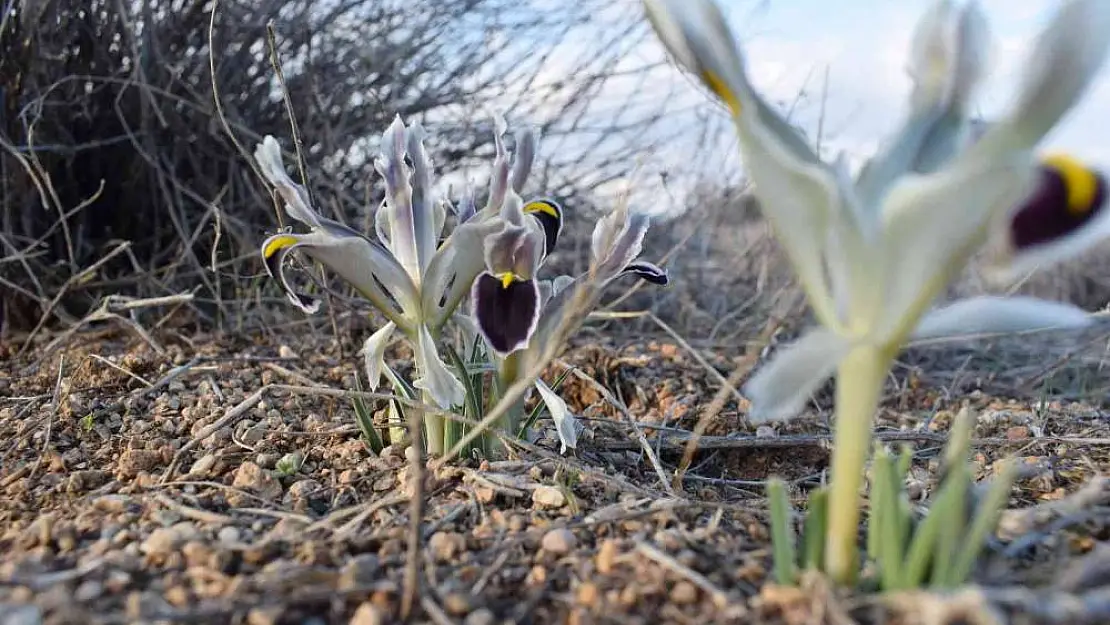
left=359, top=322, right=396, bottom=389
left=471, top=272, right=541, bottom=355
left=619, top=260, right=669, bottom=285
left=535, top=379, right=578, bottom=454
left=413, top=325, right=465, bottom=409
left=910, top=295, right=1093, bottom=341
left=423, top=216, right=505, bottom=326
left=524, top=198, right=563, bottom=257
left=483, top=224, right=543, bottom=279
left=975, top=0, right=1110, bottom=157
left=254, top=136, right=319, bottom=228
left=982, top=156, right=1110, bottom=283
left=743, top=327, right=853, bottom=423
left=876, top=156, right=1036, bottom=342
left=595, top=212, right=649, bottom=279
left=260, top=229, right=419, bottom=322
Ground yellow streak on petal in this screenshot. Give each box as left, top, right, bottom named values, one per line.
left=1043, top=153, right=1099, bottom=216
left=263, top=235, right=299, bottom=258
left=702, top=70, right=742, bottom=116
left=524, top=200, right=560, bottom=218
left=499, top=272, right=515, bottom=289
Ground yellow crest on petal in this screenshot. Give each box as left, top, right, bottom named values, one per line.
left=703, top=70, right=742, bottom=116
left=1042, top=153, right=1101, bottom=216
left=262, top=235, right=299, bottom=258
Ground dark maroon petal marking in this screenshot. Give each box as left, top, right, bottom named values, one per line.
left=472, top=273, right=540, bottom=354
left=1010, top=165, right=1107, bottom=251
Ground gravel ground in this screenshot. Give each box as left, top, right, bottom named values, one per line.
left=4, top=325, right=1110, bottom=625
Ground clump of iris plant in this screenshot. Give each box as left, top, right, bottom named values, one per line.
left=644, top=0, right=1110, bottom=585
left=256, top=115, right=667, bottom=456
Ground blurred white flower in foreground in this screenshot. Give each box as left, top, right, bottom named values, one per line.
left=644, top=0, right=1110, bottom=584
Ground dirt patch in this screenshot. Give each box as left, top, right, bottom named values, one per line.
left=3, top=326, right=1110, bottom=624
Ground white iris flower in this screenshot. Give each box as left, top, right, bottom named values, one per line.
left=644, top=0, right=1110, bottom=583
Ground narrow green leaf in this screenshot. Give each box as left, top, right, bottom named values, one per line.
left=767, top=478, right=798, bottom=586
left=931, top=462, right=968, bottom=588
left=949, top=459, right=1018, bottom=585
left=903, top=474, right=962, bottom=587
left=801, top=487, right=828, bottom=571
left=351, top=374, right=385, bottom=453
left=872, top=450, right=906, bottom=591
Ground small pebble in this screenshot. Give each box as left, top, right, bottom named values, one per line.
left=188, top=454, right=217, bottom=478
left=670, top=581, right=698, bottom=604
left=443, top=592, right=470, bottom=615
left=541, top=528, right=576, bottom=555
left=217, top=526, right=241, bottom=545
left=141, top=527, right=181, bottom=556
left=532, top=486, right=566, bottom=509
left=349, top=602, right=384, bottom=625
left=464, top=608, right=496, bottom=625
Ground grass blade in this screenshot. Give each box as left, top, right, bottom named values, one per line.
left=351, top=374, right=385, bottom=453
left=767, top=478, right=798, bottom=586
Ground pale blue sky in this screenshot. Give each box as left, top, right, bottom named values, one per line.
left=720, top=0, right=1110, bottom=168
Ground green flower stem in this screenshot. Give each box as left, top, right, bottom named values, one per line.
left=497, top=351, right=525, bottom=436
left=422, top=389, right=444, bottom=455
left=826, top=345, right=893, bottom=586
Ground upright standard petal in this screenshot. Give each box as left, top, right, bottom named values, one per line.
left=856, top=0, right=989, bottom=203
left=535, top=379, right=578, bottom=454
left=405, top=121, right=441, bottom=272
left=511, top=127, right=538, bottom=194
left=982, top=154, right=1110, bottom=283
left=359, top=322, right=397, bottom=389
left=260, top=228, right=420, bottom=323
left=909, top=295, right=1093, bottom=341
left=483, top=113, right=511, bottom=216
left=743, top=327, right=854, bottom=423
left=374, top=116, right=421, bottom=283
left=978, top=0, right=1110, bottom=155
left=413, top=325, right=466, bottom=409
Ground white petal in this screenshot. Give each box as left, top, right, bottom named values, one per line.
left=876, top=157, right=1036, bottom=342
left=590, top=203, right=628, bottom=263
left=374, top=116, right=421, bottom=283
left=254, top=136, right=321, bottom=228
left=422, top=216, right=505, bottom=326
left=910, top=296, right=1092, bottom=341
left=743, top=328, right=853, bottom=423
left=535, top=379, right=577, bottom=454
left=261, top=228, right=420, bottom=320
left=983, top=0, right=1110, bottom=153
left=907, top=0, right=990, bottom=115
left=413, top=325, right=466, bottom=409
left=856, top=0, right=989, bottom=202
left=359, top=322, right=396, bottom=389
